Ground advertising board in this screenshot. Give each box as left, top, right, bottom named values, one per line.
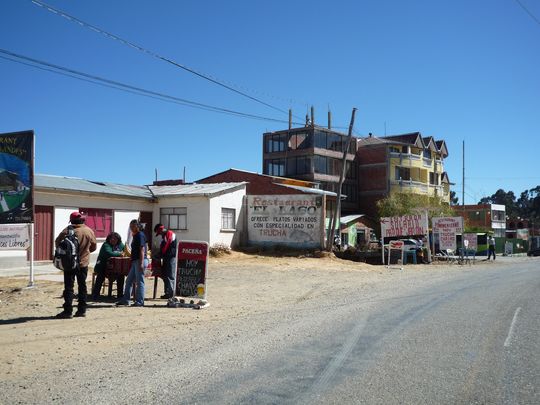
left=380, top=213, right=428, bottom=239
left=0, top=131, right=34, bottom=224
left=176, top=241, right=208, bottom=299
left=247, top=195, right=323, bottom=248
left=433, top=217, right=464, bottom=251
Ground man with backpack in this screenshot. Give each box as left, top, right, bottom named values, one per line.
left=55, top=211, right=97, bottom=318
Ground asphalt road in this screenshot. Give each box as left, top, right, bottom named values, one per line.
left=3, top=258, right=539, bottom=404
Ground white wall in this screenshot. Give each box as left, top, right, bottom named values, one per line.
left=114, top=210, right=140, bottom=244
left=154, top=196, right=211, bottom=244
left=209, top=187, right=245, bottom=248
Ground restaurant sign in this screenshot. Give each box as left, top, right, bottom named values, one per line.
left=433, top=217, right=463, bottom=251
left=380, top=212, right=428, bottom=239
left=247, top=195, right=323, bottom=248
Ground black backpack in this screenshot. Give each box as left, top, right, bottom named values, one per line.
left=53, top=226, right=80, bottom=271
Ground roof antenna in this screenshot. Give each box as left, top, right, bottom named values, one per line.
left=384, top=121, right=387, bottom=136
left=155, top=168, right=158, bottom=182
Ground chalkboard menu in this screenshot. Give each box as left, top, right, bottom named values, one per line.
left=176, top=241, right=208, bottom=299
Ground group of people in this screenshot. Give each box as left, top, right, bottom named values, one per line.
left=54, top=211, right=177, bottom=319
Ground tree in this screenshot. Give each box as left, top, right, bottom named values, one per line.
left=478, top=189, right=517, bottom=217
left=449, top=190, right=459, bottom=206
left=377, top=192, right=454, bottom=221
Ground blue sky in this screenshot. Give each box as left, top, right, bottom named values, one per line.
left=1, top=0, right=539, bottom=204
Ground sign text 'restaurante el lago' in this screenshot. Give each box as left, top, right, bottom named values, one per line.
left=247, top=195, right=322, bottom=247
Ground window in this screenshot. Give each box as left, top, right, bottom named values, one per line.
left=80, top=208, right=112, bottom=238
left=221, top=208, right=236, bottom=230
left=264, top=134, right=286, bottom=153
left=314, top=155, right=328, bottom=174
left=492, top=210, right=505, bottom=221
left=424, top=150, right=432, bottom=159
left=389, top=146, right=401, bottom=154
left=429, top=172, right=439, bottom=185
left=265, top=159, right=285, bottom=176
left=395, top=167, right=411, bottom=181
left=297, top=156, right=312, bottom=175
left=160, top=207, right=187, bottom=230
left=314, top=130, right=327, bottom=149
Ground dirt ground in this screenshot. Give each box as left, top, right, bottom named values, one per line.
left=0, top=252, right=501, bottom=384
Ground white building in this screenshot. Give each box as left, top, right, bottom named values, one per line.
left=0, top=174, right=246, bottom=269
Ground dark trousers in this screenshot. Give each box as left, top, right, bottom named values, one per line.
left=488, top=245, right=496, bottom=260
left=161, top=257, right=176, bottom=297
left=92, top=271, right=125, bottom=299
left=63, top=266, right=88, bottom=313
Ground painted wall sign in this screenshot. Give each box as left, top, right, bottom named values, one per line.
left=176, top=241, right=208, bottom=299
left=0, top=224, right=30, bottom=250
left=0, top=131, right=34, bottom=224
left=380, top=213, right=428, bottom=238
left=247, top=195, right=323, bottom=248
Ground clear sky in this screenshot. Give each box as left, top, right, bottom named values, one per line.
left=1, top=0, right=539, bottom=204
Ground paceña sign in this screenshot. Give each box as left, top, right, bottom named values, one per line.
left=176, top=241, right=208, bottom=299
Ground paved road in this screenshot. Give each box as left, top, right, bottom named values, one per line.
left=3, top=258, right=539, bottom=404
left=180, top=260, right=540, bottom=404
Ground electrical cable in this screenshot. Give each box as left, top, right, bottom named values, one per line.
left=514, top=0, right=540, bottom=27
left=0, top=48, right=307, bottom=125
left=30, top=0, right=307, bottom=118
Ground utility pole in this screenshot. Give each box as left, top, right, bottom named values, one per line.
left=462, top=140, right=465, bottom=206
left=326, top=108, right=357, bottom=251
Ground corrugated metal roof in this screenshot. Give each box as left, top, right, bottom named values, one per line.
left=340, top=214, right=365, bottom=224
left=35, top=174, right=153, bottom=198
left=149, top=182, right=246, bottom=197
left=274, top=183, right=338, bottom=197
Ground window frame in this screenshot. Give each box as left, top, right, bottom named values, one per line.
left=160, top=207, right=187, bottom=231
left=221, top=208, right=236, bottom=231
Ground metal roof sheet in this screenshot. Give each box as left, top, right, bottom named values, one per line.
left=149, top=182, right=246, bottom=197
left=274, top=183, right=338, bottom=197
left=340, top=214, right=365, bottom=224
left=35, top=174, right=153, bottom=198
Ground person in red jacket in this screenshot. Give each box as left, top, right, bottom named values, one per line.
left=153, top=224, right=177, bottom=299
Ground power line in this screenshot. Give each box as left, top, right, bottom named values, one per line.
left=30, top=0, right=306, bottom=118
left=0, top=48, right=306, bottom=126
left=514, top=0, right=540, bottom=27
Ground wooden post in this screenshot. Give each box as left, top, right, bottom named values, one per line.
left=326, top=108, right=357, bottom=251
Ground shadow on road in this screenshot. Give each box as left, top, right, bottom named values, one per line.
left=0, top=315, right=56, bottom=325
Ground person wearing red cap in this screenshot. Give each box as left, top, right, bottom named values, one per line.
left=153, top=223, right=177, bottom=299
left=54, top=211, right=97, bottom=318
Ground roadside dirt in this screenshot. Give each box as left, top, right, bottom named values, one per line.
left=0, top=252, right=504, bottom=383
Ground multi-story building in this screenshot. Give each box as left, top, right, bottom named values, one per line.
left=262, top=126, right=358, bottom=212
left=356, top=132, right=451, bottom=217
left=454, top=203, right=506, bottom=237
left=262, top=127, right=451, bottom=217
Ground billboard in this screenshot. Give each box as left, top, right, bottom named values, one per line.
left=433, top=217, right=463, bottom=251
left=247, top=195, right=324, bottom=248
left=380, top=212, right=428, bottom=239
left=0, top=131, right=34, bottom=224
